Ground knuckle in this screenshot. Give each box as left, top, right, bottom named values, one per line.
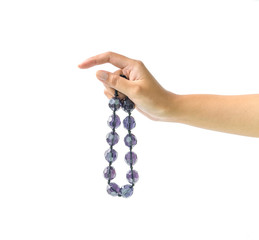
left=132, top=84, right=142, bottom=95
left=135, top=60, right=144, bottom=67
left=104, top=51, right=113, bottom=57
left=102, top=51, right=114, bottom=64
left=109, top=74, right=118, bottom=86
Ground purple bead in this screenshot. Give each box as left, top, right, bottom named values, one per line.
left=108, top=97, right=121, bottom=111
left=123, top=116, right=136, bottom=130
left=104, top=149, right=118, bottom=162
left=107, top=114, right=121, bottom=129
left=126, top=170, right=139, bottom=184
left=106, top=132, right=119, bottom=146
left=124, top=133, right=137, bottom=147
left=122, top=97, right=135, bottom=113
left=103, top=166, right=116, bottom=180
left=120, top=184, right=134, bottom=198
left=107, top=182, right=120, bottom=196
left=125, top=152, right=137, bottom=165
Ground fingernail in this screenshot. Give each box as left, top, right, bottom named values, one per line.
left=97, top=71, right=108, bottom=81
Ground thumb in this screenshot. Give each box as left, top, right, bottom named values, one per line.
left=96, top=70, right=133, bottom=96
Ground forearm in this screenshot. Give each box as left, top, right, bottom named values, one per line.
left=166, top=92, right=259, bottom=138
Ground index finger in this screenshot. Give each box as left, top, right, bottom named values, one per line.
left=78, top=51, right=133, bottom=69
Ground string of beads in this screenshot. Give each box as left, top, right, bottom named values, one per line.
left=103, top=74, right=139, bottom=198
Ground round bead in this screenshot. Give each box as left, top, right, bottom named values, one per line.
left=107, top=182, right=120, bottom=196
left=108, top=98, right=121, bottom=111
left=120, top=184, right=134, bottom=198
left=124, top=133, right=137, bottom=147
left=103, top=166, right=116, bottom=180
left=123, top=116, right=136, bottom=130
left=126, top=170, right=139, bottom=184
left=125, top=151, right=138, bottom=165
left=107, top=114, right=121, bottom=129
left=104, top=149, right=118, bottom=163
left=106, top=132, right=119, bottom=146
left=122, top=97, right=135, bottom=113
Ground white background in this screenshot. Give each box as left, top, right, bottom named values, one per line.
left=0, top=0, right=259, bottom=239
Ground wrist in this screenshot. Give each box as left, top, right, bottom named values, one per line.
left=159, top=91, right=183, bottom=123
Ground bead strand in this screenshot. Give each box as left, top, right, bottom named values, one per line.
left=128, top=111, right=134, bottom=188
left=104, top=74, right=139, bottom=198
left=122, top=96, right=139, bottom=191
left=108, top=89, right=118, bottom=185
left=105, top=89, right=121, bottom=196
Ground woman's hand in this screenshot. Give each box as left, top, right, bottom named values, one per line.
left=78, top=51, right=179, bottom=122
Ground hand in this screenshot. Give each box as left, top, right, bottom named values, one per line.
left=78, top=51, right=178, bottom=122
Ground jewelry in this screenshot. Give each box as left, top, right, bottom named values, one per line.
left=104, top=74, right=139, bottom=198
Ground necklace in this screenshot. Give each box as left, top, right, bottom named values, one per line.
left=103, top=74, right=139, bottom=198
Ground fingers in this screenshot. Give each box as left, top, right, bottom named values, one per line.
left=102, top=69, right=126, bottom=100
left=78, top=51, right=133, bottom=69
left=104, top=89, right=113, bottom=99
left=102, top=82, right=126, bottom=100
left=96, top=70, right=134, bottom=97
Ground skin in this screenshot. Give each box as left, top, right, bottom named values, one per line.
left=78, top=51, right=259, bottom=138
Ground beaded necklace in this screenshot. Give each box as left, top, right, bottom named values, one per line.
left=103, top=75, right=139, bottom=198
